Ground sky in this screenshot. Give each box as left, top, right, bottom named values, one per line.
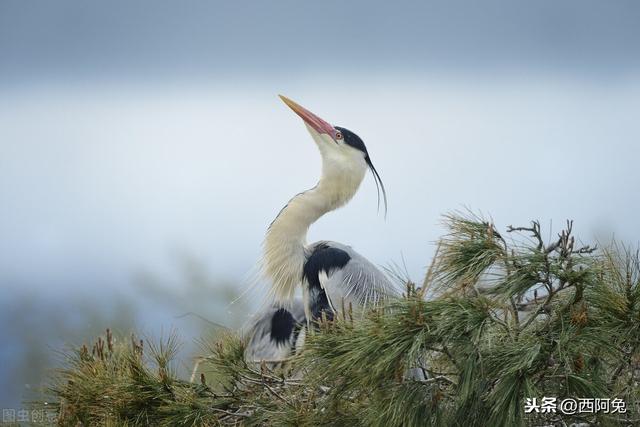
left=1, top=0, right=640, bottom=408
left=1, top=1, right=640, bottom=83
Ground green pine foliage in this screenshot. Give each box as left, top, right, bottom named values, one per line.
left=42, top=214, right=640, bottom=426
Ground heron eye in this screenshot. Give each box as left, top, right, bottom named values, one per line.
left=335, top=131, right=343, bottom=140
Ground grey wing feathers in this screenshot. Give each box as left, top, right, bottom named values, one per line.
left=243, top=300, right=305, bottom=363
left=310, top=241, right=398, bottom=317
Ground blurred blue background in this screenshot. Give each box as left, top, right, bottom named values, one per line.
left=1, top=0, right=639, bottom=409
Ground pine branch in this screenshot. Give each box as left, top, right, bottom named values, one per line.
left=39, top=214, right=640, bottom=426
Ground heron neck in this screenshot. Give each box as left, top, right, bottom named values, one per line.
left=263, top=172, right=364, bottom=301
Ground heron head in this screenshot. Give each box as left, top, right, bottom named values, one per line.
left=279, top=95, right=388, bottom=215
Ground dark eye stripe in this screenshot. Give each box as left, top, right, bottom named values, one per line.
left=334, top=126, right=388, bottom=217
left=334, top=126, right=367, bottom=155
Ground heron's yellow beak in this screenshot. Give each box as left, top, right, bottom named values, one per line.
left=279, top=95, right=337, bottom=137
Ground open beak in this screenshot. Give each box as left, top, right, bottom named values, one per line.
left=279, top=95, right=336, bottom=137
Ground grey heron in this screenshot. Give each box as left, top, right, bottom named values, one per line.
left=244, top=95, right=396, bottom=362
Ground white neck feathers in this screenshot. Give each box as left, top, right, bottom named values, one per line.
left=262, top=165, right=366, bottom=302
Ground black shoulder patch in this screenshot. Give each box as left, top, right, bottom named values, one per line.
left=270, top=308, right=296, bottom=345
left=303, top=243, right=351, bottom=291
left=303, top=243, right=351, bottom=321
left=335, top=126, right=368, bottom=156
